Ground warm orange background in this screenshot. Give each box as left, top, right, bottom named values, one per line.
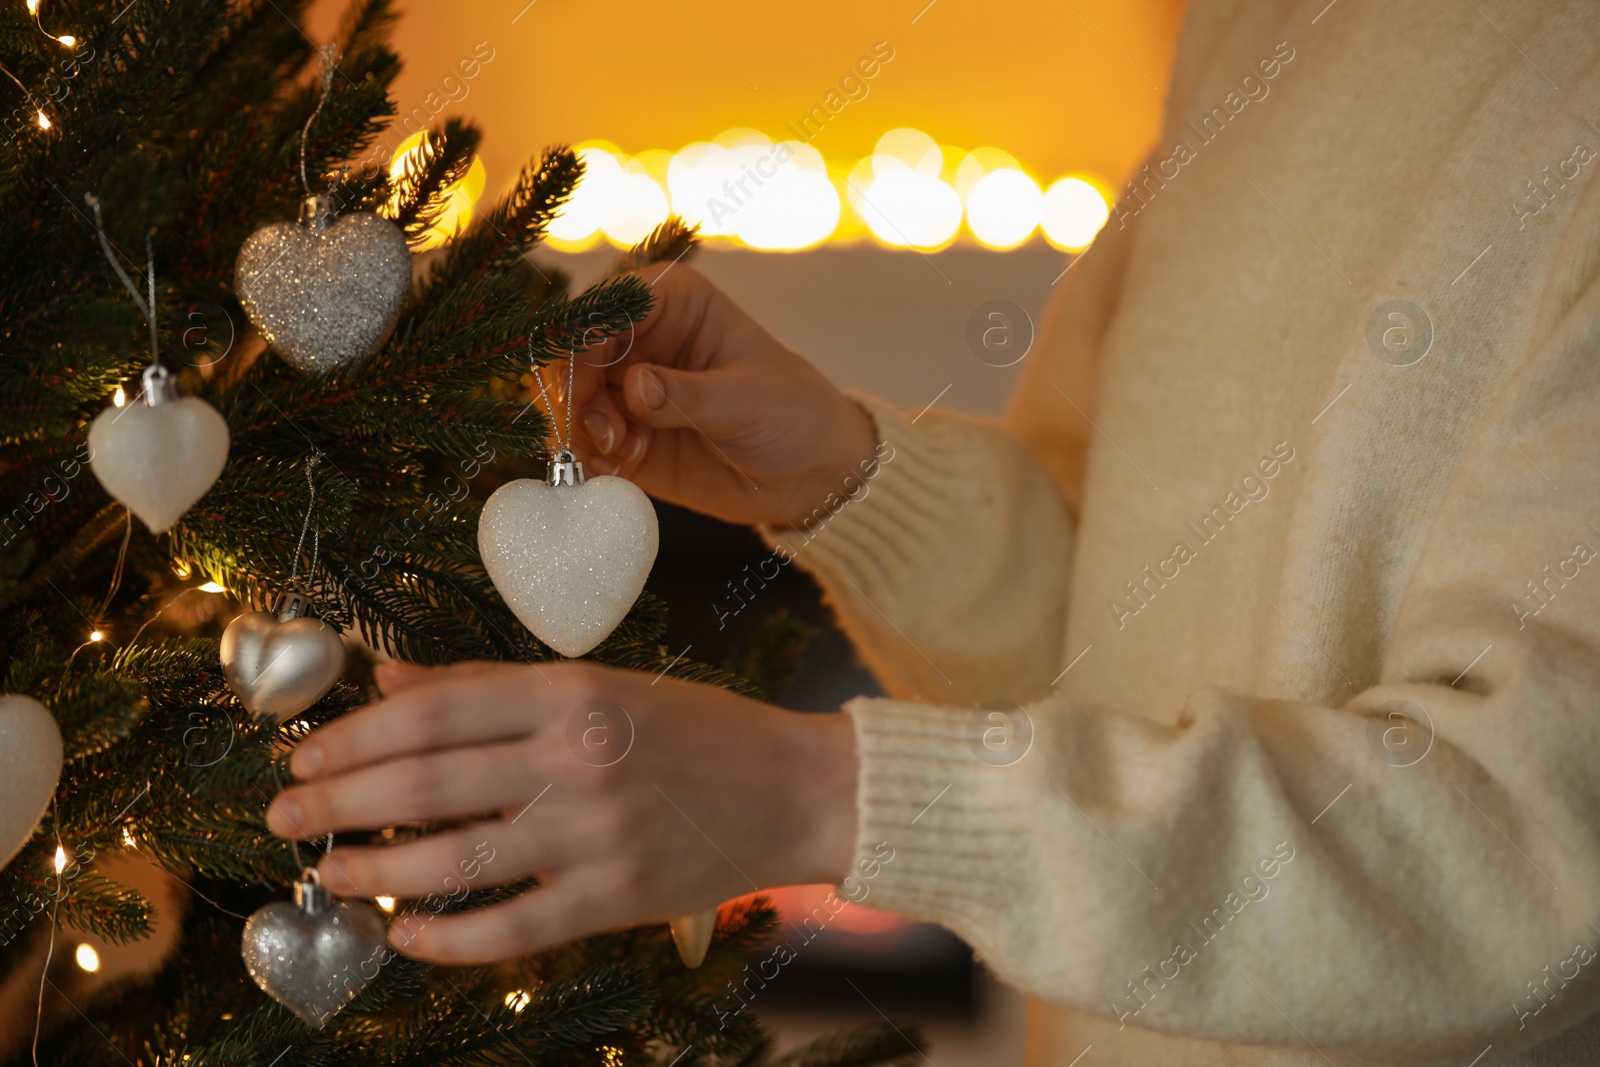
left=309, top=0, right=1188, bottom=196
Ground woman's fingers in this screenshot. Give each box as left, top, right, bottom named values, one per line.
left=288, top=665, right=544, bottom=780
left=270, top=743, right=538, bottom=837
left=388, top=871, right=606, bottom=964
left=317, top=818, right=571, bottom=899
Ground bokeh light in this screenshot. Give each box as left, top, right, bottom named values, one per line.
left=388, top=131, right=486, bottom=251
left=75, top=943, right=100, bottom=972
left=848, top=129, right=963, bottom=249
left=491, top=130, right=1110, bottom=253
left=1042, top=175, right=1112, bottom=251
left=965, top=168, right=1043, bottom=249
left=667, top=131, right=839, bottom=249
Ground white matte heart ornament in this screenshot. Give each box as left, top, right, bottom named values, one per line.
left=479, top=460, right=658, bottom=658
left=235, top=199, right=410, bottom=374
left=0, top=694, right=63, bottom=871
left=88, top=369, right=229, bottom=534
left=221, top=595, right=345, bottom=723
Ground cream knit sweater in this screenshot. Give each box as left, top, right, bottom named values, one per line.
left=763, top=1, right=1600, bottom=1064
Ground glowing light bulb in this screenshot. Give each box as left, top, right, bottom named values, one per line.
left=171, top=559, right=191, bottom=578
left=112, top=386, right=126, bottom=407
left=35, top=111, right=50, bottom=130
left=1041, top=176, right=1111, bottom=251
left=121, top=826, right=136, bottom=847
left=26, top=0, right=39, bottom=13
left=965, top=168, right=1043, bottom=249
left=375, top=896, right=395, bottom=912
left=89, top=630, right=103, bottom=642
left=504, top=989, right=531, bottom=1012
left=198, top=581, right=225, bottom=593
left=74, top=944, right=100, bottom=972
left=53, top=846, right=67, bottom=874
left=56, top=34, right=73, bottom=46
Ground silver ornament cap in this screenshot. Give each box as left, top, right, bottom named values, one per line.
left=547, top=448, right=585, bottom=487
left=242, top=867, right=389, bottom=1028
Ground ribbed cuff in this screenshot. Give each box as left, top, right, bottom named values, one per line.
left=757, top=392, right=981, bottom=601
left=836, top=695, right=1034, bottom=938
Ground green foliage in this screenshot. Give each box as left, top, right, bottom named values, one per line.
left=0, top=1, right=921, bottom=1064
left=724, top=610, right=816, bottom=703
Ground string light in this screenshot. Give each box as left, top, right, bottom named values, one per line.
left=112, top=386, right=126, bottom=408
left=374, top=896, right=395, bottom=912
left=52, top=846, right=67, bottom=874
left=171, top=559, right=191, bottom=578
left=120, top=826, right=136, bottom=847
left=73, top=944, right=100, bottom=972
left=504, top=990, right=531, bottom=1012
left=0, top=62, right=53, bottom=137
left=198, top=581, right=225, bottom=593
left=25, top=0, right=76, bottom=48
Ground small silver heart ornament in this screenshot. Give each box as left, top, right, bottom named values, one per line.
left=221, top=593, right=345, bottom=723
left=479, top=454, right=658, bottom=658
left=242, top=869, right=388, bottom=1027
left=235, top=197, right=410, bottom=374
left=88, top=368, right=229, bottom=534
left=0, top=694, right=62, bottom=871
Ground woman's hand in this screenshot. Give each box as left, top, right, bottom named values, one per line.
left=266, top=660, right=859, bottom=964
left=567, top=262, right=879, bottom=528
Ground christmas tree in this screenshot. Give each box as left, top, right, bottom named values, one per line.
left=0, top=0, right=926, bottom=1062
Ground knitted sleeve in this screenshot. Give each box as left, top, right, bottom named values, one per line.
left=758, top=394, right=1075, bottom=706
left=828, top=282, right=1600, bottom=1060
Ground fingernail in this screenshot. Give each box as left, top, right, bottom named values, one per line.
left=583, top=412, right=615, bottom=454
left=294, top=741, right=325, bottom=777
left=590, top=455, right=620, bottom=476
left=637, top=368, right=666, bottom=410
left=268, top=795, right=303, bottom=836
left=619, top=432, right=646, bottom=465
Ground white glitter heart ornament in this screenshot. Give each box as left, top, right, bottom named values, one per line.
left=479, top=454, right=658, bottom=658
left=88, top=367, right=229, bottom=534
left=235, top=197, right=410, bottom=374
left=0, top=694, right=62, bottom=871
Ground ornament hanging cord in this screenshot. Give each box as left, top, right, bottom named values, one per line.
left=83, top=195, right=160, bottom=369
left=299, top=44, right=340, bottom=196
left=287, top=451, right=323, bottom=598
left=530, top=338, right=577, bottom=454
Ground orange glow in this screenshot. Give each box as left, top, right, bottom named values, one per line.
left=309, top=0, right=1186, bottom=218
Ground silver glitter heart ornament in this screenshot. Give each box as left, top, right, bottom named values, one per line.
left=221, top=593, right=344, bottom=723
left=235, top=196, right=411, bottom=374
left=479, top=453, right=658, bottom=658
left=88, top=366, right=229, bottom=534
left=243, top=869, right=388, bottom=1027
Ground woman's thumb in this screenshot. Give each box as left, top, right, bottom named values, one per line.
left=624, top=364, right=712, bottom=430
